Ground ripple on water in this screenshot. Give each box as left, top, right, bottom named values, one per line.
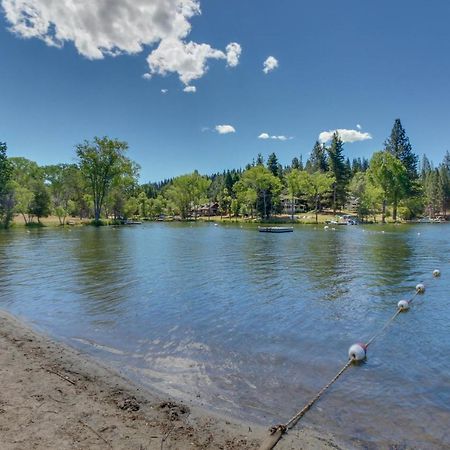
left=0, top=223, right=449, bottom=448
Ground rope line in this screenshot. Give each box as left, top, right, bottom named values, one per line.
left=259, top=272, right=440, bottom=450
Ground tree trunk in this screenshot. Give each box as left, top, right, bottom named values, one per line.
left=393, top=195, right=398, bottom=222
left=382, top=198, right=386, bottom=223
left=333, top=184, right=337, bottom=214
left=291, top=195, right=295, bottom=221
left=315, top=195, right=319, bottom=224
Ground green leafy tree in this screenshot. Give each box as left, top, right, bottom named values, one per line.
left=76, top=137, right=133, bottom=223
left=367, top=151, right=409, bottom=222
left=234, top=166, right=282, bottom=219
left=0, top=142, right=14, bottom=228
left=43, top=164, right=80, bottom=225
left=286, top=168, right=304, bottom=220
left=29, top=182, right=51, bottom=223
left=165, top=172, right=211, bottom=219
left=297, top=171, right=335, bottom=223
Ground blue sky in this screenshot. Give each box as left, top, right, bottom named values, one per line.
left=1, top=0, right=450, bottom=182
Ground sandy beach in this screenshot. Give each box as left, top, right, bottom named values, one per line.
left=0, top=311, right=340, bottom=450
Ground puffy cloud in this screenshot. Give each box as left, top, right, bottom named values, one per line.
left=183, top=85, right=196, bottom=93
left=225, top=42, right=241, bottom=67
left=161, top=89, right=168, bottom=94
left=263, top=56, right=278, bottom=74
left=1, top=0, right=241, bottom=85
left=215, top=125, right=235, bottom=134
left=258, top=132, right=291, bottom=141
left=319, top=129, right=372, bottom=144
left=356, top=124, right=362, bottom=130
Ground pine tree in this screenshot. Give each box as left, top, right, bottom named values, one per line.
left=309, top=141, right=328, bottom=173
left=384, top=119, right=418, bottom=178
left=267, top=152, right=280, bottom=177
left=326, top=132, right=349, bottom=212
left=291, top=157, right=300, bottom=170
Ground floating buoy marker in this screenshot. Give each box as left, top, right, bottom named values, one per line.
left=397, top=300, right=410, bottom=311
left=415, top=283, right=425, bottom=294
left=348, top=343, right=367, bottom=361
left=433, top=269, right=441, bottom=278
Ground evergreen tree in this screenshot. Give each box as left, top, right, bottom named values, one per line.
left=256, top=153, right=264, bottom=166
left=291, top=157, right=300, bottom=170
left=267, top=152, right=280, bottom=177
left=309, top=141, right=328, bottom=173
left=420, top=154, right=432, bottom=180
left=326, top=132, right=349, bottom=212
left=384, top=119, right=418, bottom=178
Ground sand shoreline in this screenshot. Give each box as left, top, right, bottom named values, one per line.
left=0, top=310, right=340, bottom=449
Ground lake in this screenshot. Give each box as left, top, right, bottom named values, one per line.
left=0, top=222, right=449, bottom=448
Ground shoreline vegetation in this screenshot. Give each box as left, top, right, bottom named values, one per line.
left=0, top=310, right=339, bottom=449
left=1, top=119, right=450, bottom=230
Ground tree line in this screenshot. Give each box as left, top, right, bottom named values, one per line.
left=1, top=119, right=449, bottom=228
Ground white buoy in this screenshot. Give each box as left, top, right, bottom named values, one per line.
left=324, top=225, right=329, bottom=230
left=416, top=283, right=425, bottom=294
left=381, top=230, right=385, bottom=234
left=433, top=269, right=441, bottom=278
left=397, top=300, right=410, bottom=311
left=348, top=343, right=367, bottom=361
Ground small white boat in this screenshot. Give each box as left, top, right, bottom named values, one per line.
left=258, top=226, right=294, bottom=233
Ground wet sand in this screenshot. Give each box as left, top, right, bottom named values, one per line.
left=0, top=311, right=340, bottom=449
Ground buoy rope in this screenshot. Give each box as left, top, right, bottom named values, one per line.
left=365, top=285, right=422, bottom=347
left=259, top=272, right=440, bottom=450
left=284, top=358, right=353, bottom=430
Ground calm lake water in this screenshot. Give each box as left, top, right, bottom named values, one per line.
left=0, top=223, right=449, bottom=448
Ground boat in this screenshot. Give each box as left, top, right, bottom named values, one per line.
left=258, top=226, right=294, bottom=233
left=123, top=220, right=142, bottom=225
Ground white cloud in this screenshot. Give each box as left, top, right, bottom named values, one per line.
left=263, top=56, right=278, bottom=74
left=258, top=132, right=291, bottom=141
left=225, top=42, right=241, bottom=67
left=142, top=73, right=152, bottom=80
left=319, top=129, right=372, bottom=144
left=1, top=0, right=241, bottom=85
left=215, top=125, right=235, bottom=134
left=356, top=124, right=362, bottom=130
left=183, top=85, right=196, bottom=93
left=161, top=89, right=168, bottom=94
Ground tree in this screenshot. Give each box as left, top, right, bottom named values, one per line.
left=76, top=137, right=132, bottom=223
left=367, top=151, right=409, bottom=222
left=234, top=166, right=282, bottom=219
left=308, top=141, right=328, bottom=173
left=267, top=152, right=281, bottom=177
left=29, top=182, right=51, bottom=222
left=298, top=171, right=335, bottom=223
left=286, top=169, right=303, bottom=220
left=0, top=142, right=14, bottom=228
left=165, top=172, right=211, bottom=219
left=384, top=119, right=418, bottom=179
left=43, top=164, right=80, bottom=225
left=349, top=172, right=383, bottom=222
left=326, top=132, right=349, bottom=212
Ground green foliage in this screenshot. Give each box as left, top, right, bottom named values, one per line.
left=234, top=166, right=282, bottom=219
left=165, top=172, right=211, bottom=219
left=29, top=182, right=51, bottom=222
left=384, top=118, right=418, bottom=179
left=77, top=137, right=134, bottom=222
left=368, top=151, right=409, bottom=222
left=0, top=142, right=15, bottom=228
left=308, top=141, right=328, bottom=173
